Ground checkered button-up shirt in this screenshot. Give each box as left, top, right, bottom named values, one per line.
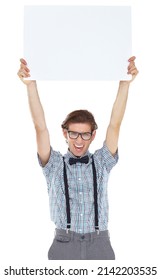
left=38, top=142, right=118, bottom=234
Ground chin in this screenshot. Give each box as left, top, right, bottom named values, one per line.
left=72, top=149, right=85, bottom=157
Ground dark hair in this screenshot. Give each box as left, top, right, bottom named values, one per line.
left=61, top=109, right=98, bottom=131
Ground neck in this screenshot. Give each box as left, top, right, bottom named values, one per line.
left=68, top=148, right=87, bottom=158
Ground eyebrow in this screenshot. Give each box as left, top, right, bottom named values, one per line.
left=68, top=130, right=92, bottom=133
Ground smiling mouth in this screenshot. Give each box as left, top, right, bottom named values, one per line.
left=74, top=144, right=84, bottom=151
left=74, top=144, right=83, bottom=148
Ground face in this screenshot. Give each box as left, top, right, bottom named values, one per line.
left=63, top=123, right=96, bottom=157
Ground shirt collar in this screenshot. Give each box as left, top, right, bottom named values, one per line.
left=64, top=149, right=92, bottom=164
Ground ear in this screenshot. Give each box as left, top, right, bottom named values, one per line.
left=62, top=129, right=68, bottom=139
left=91, top=130, right=96, bottom=142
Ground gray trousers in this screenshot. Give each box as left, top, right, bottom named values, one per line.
left=48, top=229, right=115, bottom=260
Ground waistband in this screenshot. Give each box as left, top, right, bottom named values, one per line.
left=55, top=228, right=109, bottom=242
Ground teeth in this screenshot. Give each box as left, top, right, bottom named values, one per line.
left=75, top=144, right=83, bottom=148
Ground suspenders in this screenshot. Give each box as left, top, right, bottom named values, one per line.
left=63, top=155, right=99, bottom=234
left=92, top=157, right=99, bottom=233
left=63, top=159, right=71, bottom=232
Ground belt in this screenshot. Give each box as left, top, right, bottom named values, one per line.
left=55, top=228, right=109, bottom=242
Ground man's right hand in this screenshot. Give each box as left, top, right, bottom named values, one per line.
left=17, top=58, right=36, bottom=86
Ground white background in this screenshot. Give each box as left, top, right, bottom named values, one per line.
left=0, top=0, right=161, bottom=279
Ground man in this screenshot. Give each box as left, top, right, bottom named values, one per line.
left=17, top=57, right=138, bottom=260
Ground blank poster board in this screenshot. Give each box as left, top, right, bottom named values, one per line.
left=24, top=6, right=132, bottom=81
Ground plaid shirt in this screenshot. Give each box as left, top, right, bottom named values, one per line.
left=38, top=142, right=118, bottom=234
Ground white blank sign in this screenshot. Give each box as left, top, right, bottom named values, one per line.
left=24, top=6, right=132, bottom=81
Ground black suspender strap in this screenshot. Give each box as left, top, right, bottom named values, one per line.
left=91, top=155, right=99, bottom=233
left=63, top=157, right=71, bottom=233
left=63, top=156, right=99, bottom=234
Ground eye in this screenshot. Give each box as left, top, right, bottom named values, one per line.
left=82, top=132, right=92, bottom=140
left=71, top=131, right=77, bottom=137
left=68, top=131, right=78, bottom=139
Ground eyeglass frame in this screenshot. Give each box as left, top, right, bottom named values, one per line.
left=67, top=130, right=93, bottom=141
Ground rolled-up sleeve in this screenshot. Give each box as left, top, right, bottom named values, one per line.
left=94, top=141, right=119, bottom=173
left=37, top=146, right=62, bottom=190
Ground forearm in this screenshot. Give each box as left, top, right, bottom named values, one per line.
left=27, top=82, right=47, bottom=132
left=105, top=56, right=138, bottom=154
left=109, top=81, right=130, bottom=128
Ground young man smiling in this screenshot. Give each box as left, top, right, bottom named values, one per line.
left=18, top=56, right=138, bottom=260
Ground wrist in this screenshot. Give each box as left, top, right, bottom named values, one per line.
left=27, top=80, right=37, bottom=90
left=119, top=80, right=130, bottom=88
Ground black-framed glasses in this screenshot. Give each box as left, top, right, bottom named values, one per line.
left=67, top=130, right=92, bottom=141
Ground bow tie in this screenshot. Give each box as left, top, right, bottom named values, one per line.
left=69, top=155, right=89, bottom=165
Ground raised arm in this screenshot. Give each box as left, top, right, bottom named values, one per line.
left=17, top=59, right=50, bottom=166
left=106, top=56, right=138, bottom=155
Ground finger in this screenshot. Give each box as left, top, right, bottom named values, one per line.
left=127, top=64, right=138, bottom=73
left=17, top=70, right=30, bottom=79
left=20, top=58, right=27, bottom=65
left=131, top=69, right=139, bottom=75
left=128, top=69, right=139, bottom=77
left=128, top=56, right=136, bottom=62
left=20, top=65, right=30, bottom=73
left=128, top=63, right=135, bottom=70
left=127, top=60, right=136, bottom=72
left=127, top=65, right=136, bottom=73
left=18, top=68, right=30, bottom=76
left=17, top=72, right=24, bottom=79
left=19, top=58, right=30, bottom=72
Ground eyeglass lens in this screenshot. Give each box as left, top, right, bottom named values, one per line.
left=68, top=131, right=92, bottom=140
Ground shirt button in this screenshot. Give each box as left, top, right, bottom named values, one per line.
left=79, top=192, right=82, bottom=195
left=80, top=213, right=83, bottom=216
left=78, top=178, right=81, bottom=181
